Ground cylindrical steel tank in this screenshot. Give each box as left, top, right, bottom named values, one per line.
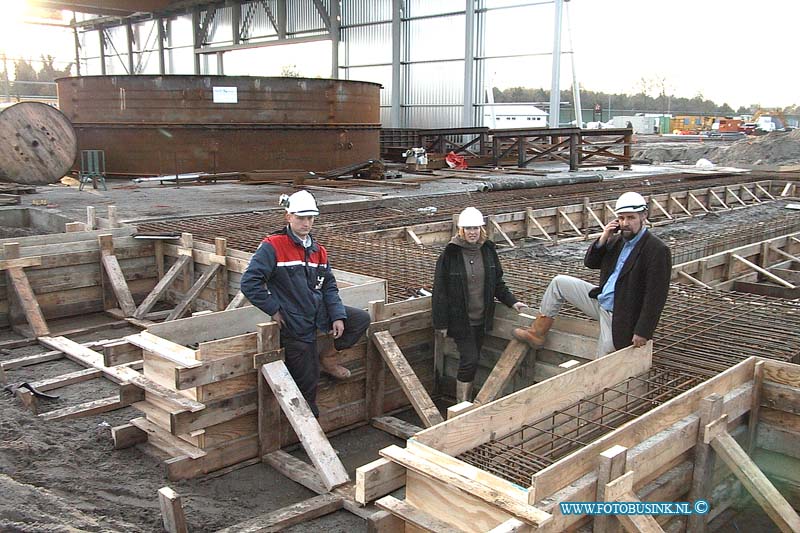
left=0, top=102, right=77, bottom=185
left=56, top=75, right=381, bottom=176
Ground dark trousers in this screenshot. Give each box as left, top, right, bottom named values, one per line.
left=281, top=305, right=371, bottom=417
left=453, top=324, right=485, bottom=382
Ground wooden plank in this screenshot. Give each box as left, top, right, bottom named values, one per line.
left=375, top=495, right=463, bottom=533
left=732, top=254, right=796, bottom=289
left=215, top=493, right=343, bottom=533
left=529, top=355, right=750, bottom=506
left=131, top=416, right=206, bottom=459
left=126, top=331, right=200, bottom=368
left=214, top=237, right=229, bottom=310
left=158, top=487, right=189, bottom=533
left=747, top=361, right=765, bottom=455
left=487, top=518, right=527, bottom=533
left=166, top=434, right=259, bottom=481
left=371, top=416, right=422, bottom=440
left=687, top=394, right=723, bottom=533
left=112, top=423, right=148, bottom=449
left=226, top=291, right=248, bottom=310
left=616, top=493, right=666, bottom=533
left=170, top=390, right=257, bottom=434
left=380, top=445, right=550, bottom=527
left=595, top=445, right=628, bottom=533
left=39, top=387, right=141, bottom=421
left=474, top=339, right=530, bottom=405
left=134, top=254, right=190, bottom=319
left=710, top=430, right=800, bottom=533
left=372, top=331, right=443, bottom=427
left=7, top=267, right=49, bottom=336
left=257, top=323, right=282, bottom=456
left=414, top=342, right=652, bottom=457
left=356, top=457, right=407, bottom=505
left=26, top=367, right=102, bottom=391
left=167, top=263, right=221, bottom=321
left=99, top=235, right=137, bottom=316
left=102, top=340, right=142, bottom=366
left=261, top=361, right=350, bottom=490
left=0, top=256, right=42, bottom=270
left=367, top=510, right=404, bottom=533
left=175, top=351, right=256, bottom=390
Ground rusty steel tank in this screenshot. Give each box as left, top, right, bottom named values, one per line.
left=56, top=75, right=381, bottom=176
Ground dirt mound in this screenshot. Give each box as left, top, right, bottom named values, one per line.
left=634, top=129, right=800, bottom=166
left=714, top=129, right=800, bottom=166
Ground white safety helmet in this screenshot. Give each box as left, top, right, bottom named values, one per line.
left=280, top=190, right=319, bottom=216
left=457, top=207, right=485, bottom=228
left=614, top=192, right=648, bottom=215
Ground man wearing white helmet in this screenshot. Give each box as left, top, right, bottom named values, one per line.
left=433, top=207, right=527, bottom=402
left=241, top=190, right=370, bottom=417
left=514, top=191, right=671, bottom=357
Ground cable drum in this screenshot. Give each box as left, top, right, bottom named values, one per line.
left=0, top=102, right=77, bottom=185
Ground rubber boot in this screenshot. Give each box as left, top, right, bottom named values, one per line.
left=319, top=340, right=351, bottom=380
left=513, top=315, right=555, bottom=347
left=456, top=380, right=473, bottom=403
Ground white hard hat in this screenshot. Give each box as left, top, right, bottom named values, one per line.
left=457, top=207, right=485, bottom=228
left=281, top=190, right=319, bottom=216
left=614, top=192, right=647, bottom=215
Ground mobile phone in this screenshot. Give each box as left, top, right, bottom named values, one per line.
left=612, top=224, right=621, bottom=234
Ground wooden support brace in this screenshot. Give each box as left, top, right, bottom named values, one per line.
left=741, top=185, right=762, bottom=203
left=726, top=187, right=747, bottom=207
left=770, top=245, right=800, bottom=264
left=372, top=330, right=443, bottom=427
left=134, top=255, right=191, bottom=318
left=732, top=254, right=796, bottom=289
left=166, top=262, right=221, bottom=321
left=112, top=423, right=148, bottom=449
left=559, top=209, right=583, bottom=236
left=447, top=401, right=476, bottom=419
left=261, top=361, right=350, bottom=490
left=747, top=361, right=765, bottom=456
left=586, top=204, right=606, bottom=229
left=226, top=291, right=248, bottom=310
left=615, top=493, right=666, bottom=533
left=376, top=496, right=463, bottom=533
left=491, top=217, right=516, bottom=248
left=707, top=421, right=800, bottom=533
left=474, top=338, right=530, bottom=405
left=526, top=209, right=553, bottom=241
left=649, top=197, right=672, bottom=220
left=214, top=237, right=229, bottom=310
left=488, top=518, right=528, bottom=533
left=709, top=189, right=729, bottom=209
left=6, top=267, right=49, bottom=337
left=158, top=487, right=189, bottom=533
left=405, top=227, right=423, bottom=246
left=688, top=192, right=710, bottom=213
left=781, top=182, right=793, bottom=197
left=670, top=195, right=693, bottom=217
left=98, top=234, right=136, bottom=316
left=676, top=270, right=713, bottom=290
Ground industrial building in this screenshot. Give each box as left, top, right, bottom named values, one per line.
left=1, top=1, right=800, bottom=533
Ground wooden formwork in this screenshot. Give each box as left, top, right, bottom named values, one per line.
left=358, top=180, right=784, bottom=247
left=672, top=231, right=800, bottom=293
left=360, top=355, right=800, bottom=532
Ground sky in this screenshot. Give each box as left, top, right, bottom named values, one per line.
left=0, top=0, right=798, bottom=109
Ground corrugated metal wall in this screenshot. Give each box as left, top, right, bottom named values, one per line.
left=75, top=0, right=557, bottom=129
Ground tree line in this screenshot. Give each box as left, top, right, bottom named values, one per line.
left=1, top=57, right=74, bottom=98
left=493, top=87, right=799, bottom=116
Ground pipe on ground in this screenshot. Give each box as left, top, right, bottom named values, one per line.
left=476, top=174, right=602, bottom=192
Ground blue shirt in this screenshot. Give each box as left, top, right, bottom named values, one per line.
left=597, top=227, right=647, bottom=312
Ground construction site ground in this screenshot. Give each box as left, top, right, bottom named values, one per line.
left=0, top=162, right=793, bottom=532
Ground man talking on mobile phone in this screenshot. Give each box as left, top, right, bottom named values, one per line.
left=513, top=191, right=671, bottom=357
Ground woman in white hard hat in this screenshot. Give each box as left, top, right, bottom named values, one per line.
left=432, top=207, right=528, bottom=402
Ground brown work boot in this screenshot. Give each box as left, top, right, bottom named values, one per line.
left=513, top=315, right=555, bottom=347
left=319, top=344, right=351, bottom=379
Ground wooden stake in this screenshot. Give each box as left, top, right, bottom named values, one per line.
left=474, top=338, right=530, bottom=405
left=158, top=487, right=188, bottom=533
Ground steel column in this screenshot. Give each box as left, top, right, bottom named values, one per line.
left=390, top=0, right=402, bottom=127
left=462, top=0, right=475, bottom=128
left=548, top=0, right=563, bottom=128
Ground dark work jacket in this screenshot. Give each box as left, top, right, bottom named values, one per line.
left=240, top=226, right=346, bottom=342
left=584, top=230, right=672, bottom=350
left=432, top=240, right=518, bottom=339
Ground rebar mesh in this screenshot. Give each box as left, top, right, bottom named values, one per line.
left=457, top=367, right=704, bottom=487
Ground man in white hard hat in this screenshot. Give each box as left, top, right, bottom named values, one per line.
left=241, top=190, right=370, bottom=417
left=513, top=191, right=671, bottom=357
